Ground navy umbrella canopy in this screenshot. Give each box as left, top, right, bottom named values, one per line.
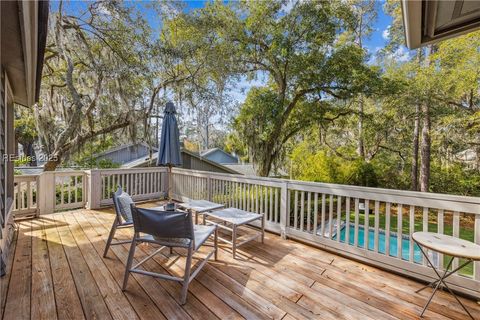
left=157, top=102, right=182, bottom=167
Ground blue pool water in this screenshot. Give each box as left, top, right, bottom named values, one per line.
left=334, top=225, right=423, bottom=263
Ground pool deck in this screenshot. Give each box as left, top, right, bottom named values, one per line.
left=1, top=203, right=480, bottom=320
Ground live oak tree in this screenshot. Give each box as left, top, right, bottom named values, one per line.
left=167, top=0, right=384, bottom=176
left=37, top=1, right=153, bottom=171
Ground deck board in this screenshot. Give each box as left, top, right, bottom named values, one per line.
left=31, top=218, right=57, bottom=320
left=3, top=220, right=32, bottom=320
left=1, top=205, right=480, bottom=320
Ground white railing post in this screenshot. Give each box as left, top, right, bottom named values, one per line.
left=38, top=172, right=56, bottom=215
left=86, top=170, right=101, bottom=209
left=475, top=214, right=480, bottom=281
left=207, top=175, right=212, bottom=201
left=280, top=181, right=288, bottom=239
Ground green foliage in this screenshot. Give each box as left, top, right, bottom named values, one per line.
left=290, top=143, right=344, bottom=184
left=345, top=160, right=378, bottom=187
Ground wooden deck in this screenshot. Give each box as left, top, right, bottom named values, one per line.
left=1, top=204, right=479, bottom=320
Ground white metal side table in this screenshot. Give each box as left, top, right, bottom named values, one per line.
left=202, top=207, right=265, bottom=258
left=412, top=232, right=480, bottom=319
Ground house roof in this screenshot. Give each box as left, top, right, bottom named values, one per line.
left=222, top=163, right=287, bottom=177
left=94, top=142, right=158, bottom=159
left=122, top=148, right=238, bottom=174
left=1, top=1, right=49, bottom=106
left=200, top=148, right=238, bottom=162
left=402, top=0, right=480, bottom=49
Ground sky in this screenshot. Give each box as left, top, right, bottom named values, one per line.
left=53, top=0, right=394, bottom=57
left=50, top=0, right=397, bottom=116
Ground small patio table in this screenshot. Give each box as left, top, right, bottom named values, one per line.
left=412, top=231, right=480, bottom=319
left=202, top=207, right=264, bottom=258
left=177, top=199, right=225, bottom=224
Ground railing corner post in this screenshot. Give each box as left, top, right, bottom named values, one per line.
left=38, top=171, right=55, bottom=215
left=86, top=169, right=101, bottom=209
left=280, top=181, right=288, bottom=239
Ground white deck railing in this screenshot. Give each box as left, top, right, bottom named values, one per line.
left=12, top=166, right=480, bottom=298
left=170, top=168, right=480, bottom=298
left=13, top=174, right=39, bottom=219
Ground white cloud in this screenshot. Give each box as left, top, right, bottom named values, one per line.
left=382, top=26, right=391, bottom=40
left=394, top=47, right=410, bottom=62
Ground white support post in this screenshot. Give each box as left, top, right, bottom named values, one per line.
left=475, top=214, right=480, bottom=281
left=38, top=172, right=56, bottom=215
left=86, top=170, right=102, bottom=209
left=280, top=181, right=288, bottom=239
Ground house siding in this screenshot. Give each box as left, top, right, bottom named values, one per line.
left=182, top=153, right=232, bottom=173
left=0, top=69, right=16, bottom=276
left=97, top=144, right=152, bottom=165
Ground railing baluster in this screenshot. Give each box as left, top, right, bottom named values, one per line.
left=329, top=195, right=334, bottom=239
left=345, top=197, right=350, bottom=244
left=475, top=214, right=480, bottom=281
left=68, top=176, right=71, bottom=205
left=26, top=181, right=31, bottom=210
left=275, top=188, right=279, bottom=223
left=294, top=191, right=298, bottom=229
left=364, top=200, right=369, bottom=250
left=337, top=196, right=342, bottom=242
left=74, top=176, right=78, bottom=203
left=321, top=194, right=326, bottom=237
left=397, top=204, right=403, bottom=260
left=60, top=177, right=64, bottom=206
left=374, top=201, right=379, bottom=253
left=354, top=198, right=359, bottom=247
left=385, top=202, right=391, bottom=257
left=300, top=191, right=305, bottom=231
left=453, top=211, right=460, bottom=270
left=409, top=205, right=415, bottom=263
left=313, top=193, right=318, bottom=235
left=307, top=192, right=311, bottom=232
left=438, top=209, right=444, bottom=269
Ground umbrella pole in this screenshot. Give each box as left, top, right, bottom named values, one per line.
left=168, top=164, right=172, bottom=201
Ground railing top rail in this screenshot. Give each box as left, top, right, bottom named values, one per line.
left=14, top=174, right=40, bottom=180
left=93, top=167, right=169, bottom=174
left=172, top=167, right=480, bottom=208
left=171, top=167, right=286, bottom=187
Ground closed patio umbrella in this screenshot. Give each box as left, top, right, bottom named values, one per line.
left=157, top=102, right=182, bottom=200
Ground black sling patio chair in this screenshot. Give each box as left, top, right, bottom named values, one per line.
left=122, top=205, right=218, bottom=304
left=103, top=186, right=135, bottom=257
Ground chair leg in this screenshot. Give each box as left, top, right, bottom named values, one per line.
left=169, top=247, right=173, bottom=255
left=122, top=237, right=137, bottom=291
left=104, top=217, right=119, bottom=257
left=232, top=225, right=237, bottom=259
left=214, top=227, right=218, bottom=261
left=261, top=216, right=265, bottom=244
left=180, top=244, right=194, bottom=305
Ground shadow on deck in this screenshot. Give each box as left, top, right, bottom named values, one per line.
left=1, top=201, right=479, bottom=320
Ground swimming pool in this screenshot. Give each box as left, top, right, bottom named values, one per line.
left=333, top=225, right=423, bottom=263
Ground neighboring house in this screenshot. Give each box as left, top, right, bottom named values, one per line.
left=455, top=149, right=479, bottom=170
left=1, top=1, right=49, bottom=275
left=95, top=142, right=158, bottom=166
left=222, top=163, right=288, bottom=178
left=123, top=148, right=238, bottom=175
left=200, top=148, right=239, bottom=164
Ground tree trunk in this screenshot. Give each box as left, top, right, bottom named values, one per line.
left=411, top=104, right=420, bottom=190
left=44, top=158, right=61, bottom=171
left=21, top=142, right=37, bottom=166
left=357, top=96, right=366, bottom=160
left=420, top=102, right=431, bottom=192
